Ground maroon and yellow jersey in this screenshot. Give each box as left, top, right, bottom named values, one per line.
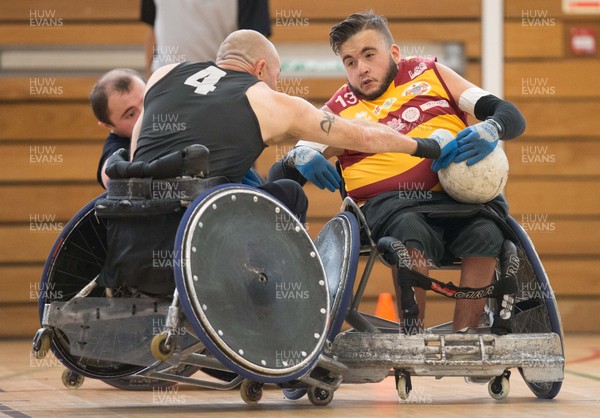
left=325, top=57, right=468, bottom=202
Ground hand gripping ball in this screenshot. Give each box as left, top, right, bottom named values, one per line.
left=434, top=129, right=509, bottom=204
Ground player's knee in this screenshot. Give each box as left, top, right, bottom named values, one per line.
left=394, top=212, right=430, bottom=236
left=454, top=218, right=504, bottom=257
left=258, top=179, right=308, bottom=223
left=386, top=212, right=438, bottom=257
left=267, top=160, right=307, bottom=186
left=473, top=219, right=503, bottom=249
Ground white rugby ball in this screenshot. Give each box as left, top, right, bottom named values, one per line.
left=432, top=129, right=509, bottom=204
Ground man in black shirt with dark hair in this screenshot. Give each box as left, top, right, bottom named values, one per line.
left=90, top=68, right=145, bottom=188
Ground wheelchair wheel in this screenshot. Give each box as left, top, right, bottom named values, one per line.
left=174, top=185, right=330, bottom=384
left=314, top=211, right=360, bottom=340
left=506, top=217, right=564, bottom=399
left=39, top=194, right=144, bottom=378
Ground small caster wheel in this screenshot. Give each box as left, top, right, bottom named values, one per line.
left=241, top=379, right=263, bottom=404
left=282, top=388, right=307, bottom=400
left=307, top=386, right=333, bottom=406
left=397, top=376, right=409, bottom=400
left=151, top=333, right=174, bottom=361
left=32, top=328, right=52, bottom=359
left=395, top=370, right=412, bottom=400
left=488, top=375, right=510, bottom=400
left=62, top=369, right=84, bottom=389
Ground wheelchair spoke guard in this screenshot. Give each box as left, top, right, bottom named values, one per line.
left=505, top=216, right=564, bottom=399
left=175, top=185, right=329, bottom=383
left=315, top=212, right=360, bottom=339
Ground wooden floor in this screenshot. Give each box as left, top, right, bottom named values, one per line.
left=1, top=335, right=599, bottom=417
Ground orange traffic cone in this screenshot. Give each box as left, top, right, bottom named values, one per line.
left=374, top=292, right=398, bottom=322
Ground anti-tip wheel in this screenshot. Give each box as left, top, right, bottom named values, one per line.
left=32, top=328, right=52, bottom=360
left=62, top=369, right=84, bottom=389
left=150, top=333, right=175, bottom=362
left=488, top=375, right=510, bottom=400
left=240, top=379, right=263, bottom=404
left=396, top=376, right=409, bottom=400
left=307, top=386, right=334, bottom=406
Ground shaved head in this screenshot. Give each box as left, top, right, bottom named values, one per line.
left=216, top=30, right=280, bottom=89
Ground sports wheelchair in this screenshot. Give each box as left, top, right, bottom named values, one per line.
left=31, top=144, right=564, bottom=405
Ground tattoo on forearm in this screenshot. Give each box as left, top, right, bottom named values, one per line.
left=320, top=110, right=335, bottom=135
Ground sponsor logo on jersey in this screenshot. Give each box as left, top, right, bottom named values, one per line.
left=382, top=97, right=397, bottom=109
left=387, top=117, right=406, bottom=132
left=373, top=97, right=398, bottom=116
left=354, top=111, right=371, bottom=120
left=402, top=81, right=431, bottom=96
left=420, top=99, right=450, bottom=111
left=402, top=107, right=420, bottom=123
left=408, top=62, right=428, bottom=80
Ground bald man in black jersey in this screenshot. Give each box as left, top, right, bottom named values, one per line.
left=130, top=30, right=448, bottom=222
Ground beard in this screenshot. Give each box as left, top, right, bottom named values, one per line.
left=348, top=57, right=399, bottom=101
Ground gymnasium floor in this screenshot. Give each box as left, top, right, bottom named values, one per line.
left=0, top=335, right=598, bottom=417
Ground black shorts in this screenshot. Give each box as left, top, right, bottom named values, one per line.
left=258, top=179, right=308, bottom=224
left=362, top=191, right=509, bottom=266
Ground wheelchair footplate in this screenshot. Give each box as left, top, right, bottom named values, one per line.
left=331, top=331, right=564, bottom=384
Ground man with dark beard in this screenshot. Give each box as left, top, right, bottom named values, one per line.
left=270, top=11, right=526, bottom=334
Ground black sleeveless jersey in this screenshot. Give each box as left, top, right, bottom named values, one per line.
left=134, top=61, right=265, bottom=182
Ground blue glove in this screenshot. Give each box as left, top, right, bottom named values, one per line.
left=242, top=168, right=264, bottom=187
left=286, top=146, right=341, bottom=192
left=429, top=129, right=460, bottom=172
left=453, top=121, right=499, bottom=166
left=431, top=139, right=459, bottom=172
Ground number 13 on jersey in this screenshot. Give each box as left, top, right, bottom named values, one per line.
left=184, top=66, right=226, bottom=95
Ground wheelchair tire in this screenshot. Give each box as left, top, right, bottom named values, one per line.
left=506, top=217, right=564, bottom=399
left=39, top=195, right=145, bottom=379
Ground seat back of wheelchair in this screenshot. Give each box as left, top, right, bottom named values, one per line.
left=33, top=145, right=564, bottom=403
